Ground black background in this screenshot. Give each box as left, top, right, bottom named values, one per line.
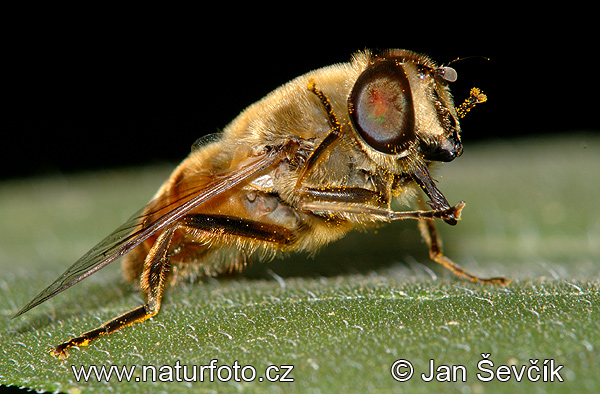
left=1, top=13, right=597, bottom=394
left=3, top=16, right=597, bottom=180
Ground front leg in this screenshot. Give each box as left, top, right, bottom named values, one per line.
left=299, top=191, right=507, bottom=285
left=411, top=163, right=459, bottom=225
left=297, top=80, right=460, bottom=224
left=295, top=79, right=344, bottom=189
left=415, top=199, right=510, bottom=285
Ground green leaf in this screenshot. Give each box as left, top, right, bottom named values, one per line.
left=1, top=135, right=599, bottom=393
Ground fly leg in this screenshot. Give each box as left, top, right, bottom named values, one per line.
left=52, top=226, right=176, bottom=358
left=295, top=79, right=344, bottom=189
left=51, top=214, right=297, bottom=358
left=411, top=167, right=509, bottom=284
left=300, top=195, right=508, bottom=284
left=415, top=199, right=510, bottom=285
left=411, top=164, right=460, bottom=225
left=298, top=198, right=466, bottom=223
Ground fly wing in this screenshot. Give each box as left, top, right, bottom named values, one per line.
left=13, top=149, right=282, bottom=318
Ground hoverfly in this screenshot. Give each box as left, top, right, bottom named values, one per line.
left=14, top=49, right=508, bottom=358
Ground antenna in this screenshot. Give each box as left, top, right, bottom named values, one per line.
left=456, top=88, right=488, bottom=119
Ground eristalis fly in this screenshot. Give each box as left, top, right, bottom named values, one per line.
left=14, top=48, right=509, bottom=358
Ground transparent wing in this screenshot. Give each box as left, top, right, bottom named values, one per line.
left=13, top=149, right=282, bottom=318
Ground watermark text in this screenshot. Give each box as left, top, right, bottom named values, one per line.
left=71, top=359, right=294, bottom=383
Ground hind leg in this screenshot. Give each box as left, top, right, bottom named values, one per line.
left=52, top=226, right=176, bottom=358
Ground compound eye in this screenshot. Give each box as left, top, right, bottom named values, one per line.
left=348, top=61, right=415, bottom=155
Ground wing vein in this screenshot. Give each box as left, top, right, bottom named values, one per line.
left=13, top=150, right=280, bottom=318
